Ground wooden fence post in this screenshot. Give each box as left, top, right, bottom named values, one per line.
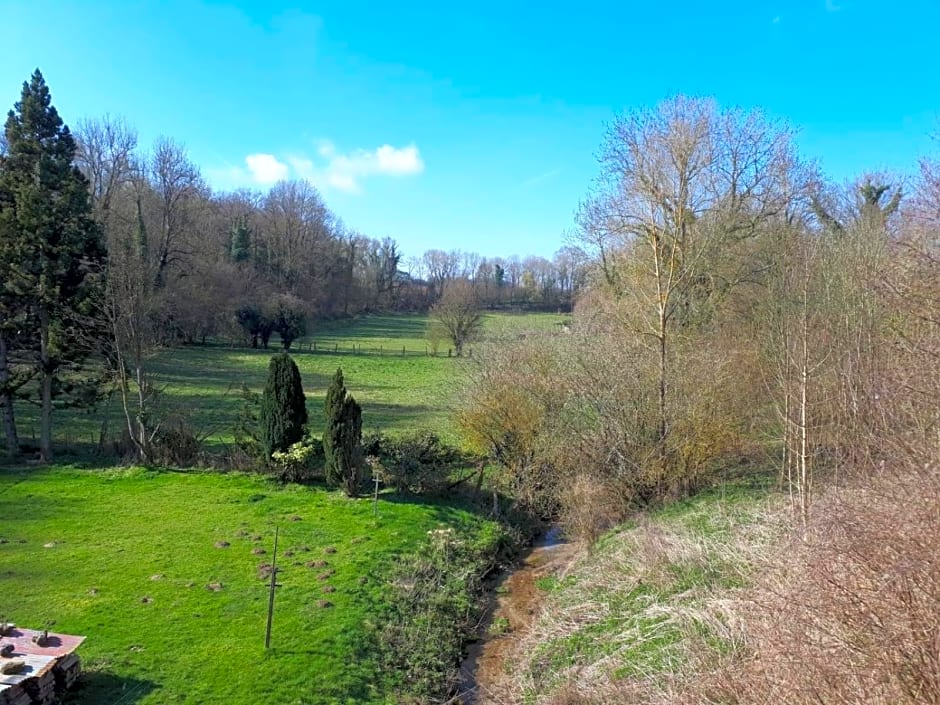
left=264, top=526, right=280, bottom=649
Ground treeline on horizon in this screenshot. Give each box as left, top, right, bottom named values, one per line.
left=0, top=69, right=586, bottom=462
left=73, top=116, right=586, bottom=347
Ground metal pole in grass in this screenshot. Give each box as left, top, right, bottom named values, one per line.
left=264, top=526, right=279, bottom=649
left=373, top=475, right=381, bottom=516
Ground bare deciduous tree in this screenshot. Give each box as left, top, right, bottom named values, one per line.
left=585, top=96, right=800, bottom=468
left=150, top=137, right=203, bottom=288
left=429, top=280, right=484, bottom=356
left=75, top=115, right=138, bottom=225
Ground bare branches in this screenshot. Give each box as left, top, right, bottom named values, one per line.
left=74, top=115, right=138, bottom=222
left=149, top=137, right=204, bottom=288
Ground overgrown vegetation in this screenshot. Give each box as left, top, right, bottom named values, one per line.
left=378, top=522, right=515, bottom=702
left=457, top=97, right=940, bottom=705
left=367, top=430, right=465, bottom=495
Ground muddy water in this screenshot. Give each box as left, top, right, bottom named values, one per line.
left=456, top=526, right=577, bottom=704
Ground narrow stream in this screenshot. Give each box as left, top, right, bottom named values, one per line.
left=457, top=525, right=574, bottom=704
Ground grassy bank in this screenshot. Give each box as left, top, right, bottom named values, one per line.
left=487, top=478, right=786, bottom=704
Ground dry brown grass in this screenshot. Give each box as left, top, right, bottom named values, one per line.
left=557, top=473, right=632, bottom=544
left=483, top=489, right=788, bottom=705
left=690, top=463, right=940, bottom=705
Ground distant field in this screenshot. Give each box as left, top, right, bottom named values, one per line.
left=0, top=465, right=496, bottom=704
left=9, top=312, right=570, bottom=454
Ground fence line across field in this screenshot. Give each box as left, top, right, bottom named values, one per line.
left=233, top=340, right=470, bottom=358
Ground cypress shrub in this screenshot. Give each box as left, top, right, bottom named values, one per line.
left=260, top=353, right=308, bottom=458
left=323, top=368, right=363, bottom=495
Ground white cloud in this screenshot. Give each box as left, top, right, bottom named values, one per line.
left=214, top=142, right=424, bottom=194
left=291, top=142, right=424, bottom=194
left=375, top=144, right=424, bottom=175
left=245, top=153, right=289, bottom=184
left=211, top=153, right=289, bottom=187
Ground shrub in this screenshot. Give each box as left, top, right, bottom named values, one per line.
left=150, top=418, right=202, bottom=467
left=272, top=297, right=307, bottom=351
left=377, top=431, right=461, bottom=494
left=233, top=383, right=262, bottom=461
left=558, top=473, right=630, bottom=545
left=376, top=523, right=511, bottom=702
left=270, top=437, right=324, bottom=483
left=260, top=354, right=308, bottom=458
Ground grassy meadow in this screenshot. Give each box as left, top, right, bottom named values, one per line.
left=11, top=312, right=570, bottom=452
left=0, top=312, right=566, bottom=704
left=0, top=465, right=495, bottom=704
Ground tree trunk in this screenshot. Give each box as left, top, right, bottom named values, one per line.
left=135, top=356, right=149, bottom=461
left=658, top=331, right=667, bottom=446
left=0, top=334, right=19, bottom=457
left=798, top=295, right=811, bottom=531
left=39, top=308, right=53, bottom=463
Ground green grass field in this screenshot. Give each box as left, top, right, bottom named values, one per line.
left=0, top=312, right=566, bottom=704
left=10, top=312, right=569, bottom=453
left=0, top=465, right=496, bottom=704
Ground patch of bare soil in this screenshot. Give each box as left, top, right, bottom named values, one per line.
left=458, top=530, right=580, bottom=704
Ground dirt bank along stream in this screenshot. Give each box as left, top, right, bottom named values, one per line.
left=456, top=526, right=578, bottom=704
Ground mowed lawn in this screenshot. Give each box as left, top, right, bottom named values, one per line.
left=14, top=314, right=457, bottom=451
left=0, top=465, right=495, bottom=704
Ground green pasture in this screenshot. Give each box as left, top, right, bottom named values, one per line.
left=0, top=465, right=496, bottom=704
left=10, top=312, right=568, bottom=454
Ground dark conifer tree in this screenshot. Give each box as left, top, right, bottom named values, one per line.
left=230, top=219, right=251, bottom=263
left=323, top=367, right=363, bottom=495
left=0, top=69, right=106, bottom=461
left=260, top=353, right=307, bottom=458
left=323, top=368, right=345, bottom=481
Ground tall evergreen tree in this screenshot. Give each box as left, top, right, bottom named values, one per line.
left=323, top=367, right=363, bottom=496
left=0, top=69, right=106, bottom=461
left=323, top=367, right=345, bottom=478
left=230, top=218, right=251, bottom=263
left=260, top=353, right=308, bottom=458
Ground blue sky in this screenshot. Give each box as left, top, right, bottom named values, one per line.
left=2, top=0, right=937, bottom=259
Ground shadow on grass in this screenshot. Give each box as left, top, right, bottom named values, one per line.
left=312, top=314, right=430, bottom=341
left=0, top=446, right=128, bottom=473
left=63, top=671, right=157, bottom=705
left=379, top=483, right=544, bottom=543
